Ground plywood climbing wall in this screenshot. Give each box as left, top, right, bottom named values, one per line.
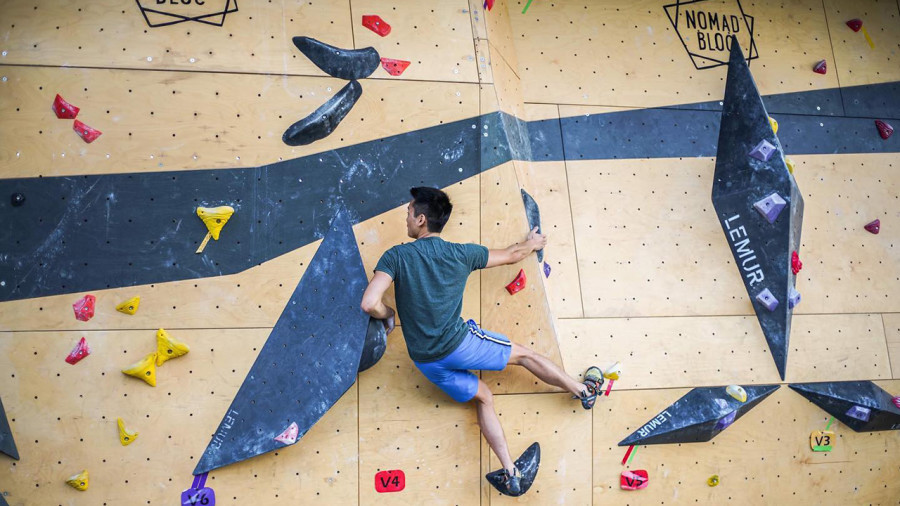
left=1, top=0, right=899, bottom=504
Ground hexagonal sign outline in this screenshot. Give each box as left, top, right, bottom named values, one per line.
left=663, top=0, right=759, bottom=70
left=136, top=0, right=239, bottom=28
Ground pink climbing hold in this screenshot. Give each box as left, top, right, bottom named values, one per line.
left=846, top=19, right=862, bottom=32
left=864, top=219, right=880, bottom=235
left=893, top=396, right=900, bottom=409
left=73, top=120, right=102, bottom=143
left=813, top=60, right=827, bottom=75
left=380, top=58, right=411, bottom=76
left=362, top=15, right=391, bottom=37
left=791, top=251, right=802, bottom=275
left=72, top=294, right=96, bottom=322
left=875, top=120, right=893, bottom=140
left=505, top=269, right=526, bottom=295
left=65, top=337, right=91, bottom=365
left=52, top=94, right=80, bottom=119
left=274, top=421, right=299, bottom=445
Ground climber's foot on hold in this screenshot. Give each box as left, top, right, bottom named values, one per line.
left=486, top=442, right=540, bottom=497
left=576, top=366, right=604, bottom=410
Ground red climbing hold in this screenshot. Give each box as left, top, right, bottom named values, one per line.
left=505, top=269, right=526, bottom=295
left=484, top=0, right=495, bottom=11
left=73, top=294, right=96, bottom=322
left=362, top=15, right=391, bottom=37
left=380, top=58, right=411, bottom=76
left=65, top=337, right=91, bottom=365
left=813, top=60, right=827, bottom=75
left=791, top=251, right=802, bottom=275
left=846, top=19, right=862, bottom=32
left=875, top=120, right=893, bottom=140
left=864, top=219, right=880, bottom=234
left=73, top=120, right=102, bottom=143
left=620, top=470, right=649, bottom=490
left=52, top=94, right=80, bottom=119
left=374, top=470, right=405, bottom=493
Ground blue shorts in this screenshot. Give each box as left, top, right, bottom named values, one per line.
left=414, top=320, right=512, bottom=403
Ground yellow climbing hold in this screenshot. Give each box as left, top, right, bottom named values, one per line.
left=115, top=295, right=140, bottom=315
left=707, top=474, right=719, bottom=487
left=197, top=205, right=234, bottom=241
left=726, top=385, right=748, bottom=403
left=603, top=362, right=622, bottom=381
left=122, top=352, right=158, bottom=387
left=66, top=469, right=89, bottom=491
left=785, top=157, right=795, bottom=174
left=156, top=328, right=190, bottom=366
left=768, top=116, right=778, bottom=134
left=117, top=417, right=138, bottom=446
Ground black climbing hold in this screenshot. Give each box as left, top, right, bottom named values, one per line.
left=618, top=384, right=780, bottom=446
left=193, top=208, right=370, bottom=475
left=291, top=36, right=380, bottom=80
left=486, top=442, right=540, bottom=497
left=789, top=381, right=900, bottom=432
left=0, top=397, right=19, bottom=460
left=282, top=80, right=363, bottom=146
left=520, top=189, right=543, bottom=263
left=358, top=316, right=387, bottom=373
left=711, top=38, right=804, bottom=380
left=10, top=193, right=24, bottom=207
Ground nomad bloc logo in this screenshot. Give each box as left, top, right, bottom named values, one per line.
left=136, top=0, right=238, bottom=28
left=664, top=0, right=758, bottom=70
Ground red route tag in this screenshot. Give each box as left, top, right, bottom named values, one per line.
left=620, top=469, right=648, bottom=490
left=374, top=470, right=405, bottom=493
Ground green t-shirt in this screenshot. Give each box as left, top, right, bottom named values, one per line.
left=375, top=237, right=489, bottom=363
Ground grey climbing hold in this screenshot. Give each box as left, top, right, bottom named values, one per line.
left=193, top=208, right=370, bottom=475
left=787, top=287, right=800, bottom=309
left=358, top=317, right=387, bottom=373
left=282, top=80, right=362, bottom=146
left=0, top=397, right=18, bottom=460
left=520, top=189, right=543, bottom=263
left=748, top=139, right=777, bottom=162
left=486, top=442, right=540, bottom=497
left=753, top=192, right=787, bottom=224
left=755, top=288, right=778, bottom=311
left=789, top=381, right=900, bottom=432
left=291, top=36, right=380, bottom=80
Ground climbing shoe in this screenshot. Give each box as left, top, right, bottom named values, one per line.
left=486, top=442, right=540, bottom=497
left=575, top=366, right=604, bottom=410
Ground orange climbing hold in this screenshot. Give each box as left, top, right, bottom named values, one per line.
left=505, top=269, right=526, bottom=295
left=380, top=58, right=411, bottom=76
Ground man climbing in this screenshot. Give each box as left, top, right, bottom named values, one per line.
left=360, top=187, right=604, bottom=497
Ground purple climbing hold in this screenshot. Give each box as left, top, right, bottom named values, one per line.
left=753, top=193, right=787, bottom=224
left=788, top=287, right=801, bottom=309
left=714, top=411, right=737, bottom=430
left=845, top=405, right=871, bottom=422
left=756, top=288, right=779, bottom=312
left=748, top=139, right=777, bottom=162
left=543, top=261, right=551, bottom=278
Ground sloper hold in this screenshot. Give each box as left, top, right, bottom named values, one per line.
left=789, top=381, right=900, bottom=432
left=520, top=189, right=544, bottom=263
left=711, top=38, right=804, bottom=380
left=864, top=219, right=880, bottom=234
left=358, top=317, right=387, bottom=373
left=875, top=120, right=893, bottom=140
left=117, top=417, right=138, bottom=446
left=193, top=208, right=370, bottom=475
left=291, top=36, right=380, bottom=80
left=66, top=469, right=89, bottom=491
left=0, top=397, right=19, bottom=460
left=282, top=80, right=363, bottom=147
left=812, top=60, right=827, bottom=75
left=618, top=385, right=780, bottom=446
left=156, top=328, right=189, bottom=366
left=122, top=352, right=158, bottom=387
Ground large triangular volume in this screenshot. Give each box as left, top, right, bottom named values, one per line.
left=193, top=208, right=370, bottom=474
left=618, top=385, right=780, bottom=446
left=0, top=397, right=19, bottom=460
left=711, top=38, right=804, bottom=380
left=789, top=381, right=900, bottom=432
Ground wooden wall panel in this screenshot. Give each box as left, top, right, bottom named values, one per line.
left=825, top=0, right=900, bottom=88
left=884, top=313, right=900, bottom=379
